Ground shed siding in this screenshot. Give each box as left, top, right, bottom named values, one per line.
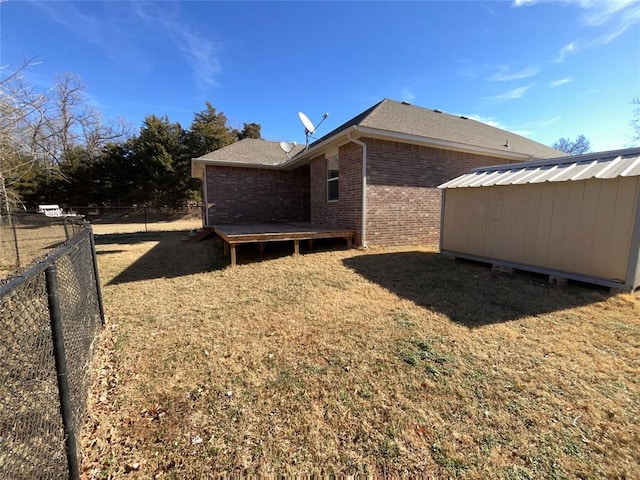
left=610, top=180, right=639, bottom=278
left=205, top=165, right=310, bottom=224
left=442, top=177, right=640, bottom=282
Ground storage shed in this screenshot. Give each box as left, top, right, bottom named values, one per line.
left=438, top=148, right=640, bottom=291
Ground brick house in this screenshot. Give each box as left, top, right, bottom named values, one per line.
left=191, top=99, right=563, bottom=247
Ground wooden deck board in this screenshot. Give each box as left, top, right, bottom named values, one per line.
left=212, top=223, right=356, bottom=266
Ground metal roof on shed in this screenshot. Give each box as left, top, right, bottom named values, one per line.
left=438, top=147, right=640, bottom=189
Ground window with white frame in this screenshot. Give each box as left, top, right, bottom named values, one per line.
left=327, top=156, right=339, bottom=202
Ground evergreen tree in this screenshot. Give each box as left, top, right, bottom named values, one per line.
left=185, top=102, right=236, bottom=158
left=237, top=122, right=262, bottom=140
left=20, top=97, right=262, bottom=208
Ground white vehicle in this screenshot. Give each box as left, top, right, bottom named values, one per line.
left=38, top=204, right=77, bottom=217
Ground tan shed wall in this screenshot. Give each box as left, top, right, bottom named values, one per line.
left=441, top=177, right=640, bottom=282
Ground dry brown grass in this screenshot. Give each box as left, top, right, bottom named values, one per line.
left=90, top=218, right=202, bottom=235
left=1, top=223, right=68, bottom=274
left=82, top=231, right=640, bottom=478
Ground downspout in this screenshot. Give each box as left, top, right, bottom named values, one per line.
left=201, top=165, right=209, bottom=227
left=347, top=130, right=367, bottom=248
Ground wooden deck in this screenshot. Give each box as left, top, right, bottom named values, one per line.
left=213, top=223, right=356, bottom=266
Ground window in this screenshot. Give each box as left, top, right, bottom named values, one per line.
left=327, top=156, right=339, bottom=202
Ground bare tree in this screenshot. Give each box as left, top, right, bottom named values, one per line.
left=552, top=134, right=591, bottom=155
left=631, top=97, right=640, bottom=145
left=0, top=64, right=131, bottom=214
left=28, top=73, right=131, bottom=167
left=0, top=59, right=49, bottom=216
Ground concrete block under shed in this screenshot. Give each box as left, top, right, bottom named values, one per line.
left=548, top=275, right=568, bottom=286
left=492, top=264, right=514, bottom=274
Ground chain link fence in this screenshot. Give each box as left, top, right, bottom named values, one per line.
left=74, top=204, right=203, bottom=234
left=1, top=214, right=86, bottom=278
left=0, top=218, right=104, bottom=479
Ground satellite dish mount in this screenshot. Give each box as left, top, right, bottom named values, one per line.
left=298, top=111, right=329, bottom=149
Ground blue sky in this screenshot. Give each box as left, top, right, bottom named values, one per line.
left=2, top=0, right=639, bottom=151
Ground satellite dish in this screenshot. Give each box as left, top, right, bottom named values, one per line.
left=298, top=112, right=316, bottom=134
left=298, top=111, right=329, bottom=149
left=280, top=141, right=296, bottom=153
left=279, top=141, right=297, bottom=158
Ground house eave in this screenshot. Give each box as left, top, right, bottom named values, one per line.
left=192, top=123, right=546, bottom=176
left=191, top=158, right=286, bottom=177
left=283, top=125, right=536, bottom=168
left=281, top=135, right=350, bottom=170
left=353, top=126, right=537, bottom=161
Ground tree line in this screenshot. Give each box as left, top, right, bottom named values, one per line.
left=3, top=62, right=640, bottom=215
left=0, top=63, right=261, bottom=214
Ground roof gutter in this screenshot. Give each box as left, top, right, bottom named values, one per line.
left=352, top=126, right=535, bottom=161
left=284, top=124, right=538, bottom=171
left=347, top=129, right=368, bottom=248
left=191, top=158, right=285, bottom=178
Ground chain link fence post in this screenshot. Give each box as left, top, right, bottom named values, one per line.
left=88, top=226, right=106, bottom=326
left=63, top=217, right=70, bottom=241
left=45, top=264, right=80, bottom=480
left=11, top=213, right=21, bottom=268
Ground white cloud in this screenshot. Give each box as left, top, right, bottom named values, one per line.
left=549, top=77, right=573, bottom=87
left=401, top=88, right=416, bottom=103
left=554, top=42, right=577, bottom=63
left=464, top=114, right=506, bottom=129
left=514, top=0, right=638, bottom=23
left=486, top=65, right=540, bottom=82
left=485, top=84, right=533, bottom=102
left=37, top=1, right=223, bottom=90
left=511, top=129, right=535, bottom=137
left=514, top=116, right=562, bottom=140
left=132, top=4, right=222, bottom=89
left=512, top=0, right=539, bottom=7
left=578, top=0, right=640, bottom=45
left=461, top=114, right=533, bottom=138
left=31, top=2, right=155, bottom=77
left=33, top=2, right=120, bottom=50
left=176, top=30, right=222, bottom=89
left=517, top=1, right=640, bottom=61
left=459, top=114, right=561, bottom=140
left=579, top=0, right=637, bottom=27
left=523, top=116, right=562, bottom=128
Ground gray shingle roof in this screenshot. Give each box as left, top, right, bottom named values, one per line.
left=195, top=139, right=304, bottom=166
left=193, top=99, right=563, bottom=174
left=304, top=98, right=564, bottom=160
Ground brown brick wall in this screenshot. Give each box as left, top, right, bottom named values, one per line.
left=309, top=144, right=364, bottom=243
left=206, top=138, right=522, bottom=245
left=339, top=143, right=364, bottom=241
left=365, top=138, right=522, bottom=246
left=309, top=154, right=339, bottom=228
left=205, top=165, right=310, bottom=224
